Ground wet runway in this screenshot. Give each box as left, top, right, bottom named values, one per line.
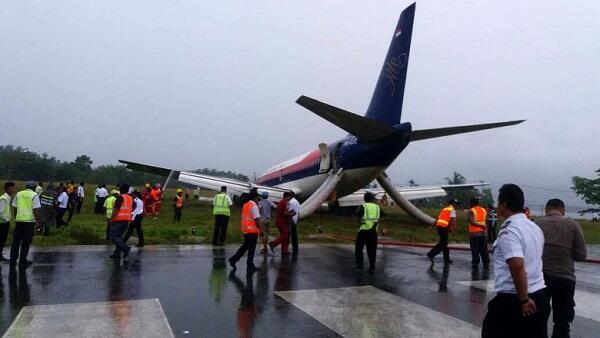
left=1, top=244, right=599, bottom=337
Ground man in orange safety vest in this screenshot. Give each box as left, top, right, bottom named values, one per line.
left=229, top=191, right=261, bottom=272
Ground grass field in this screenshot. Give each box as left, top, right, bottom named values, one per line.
left=2, top=181, right=600, bottom=246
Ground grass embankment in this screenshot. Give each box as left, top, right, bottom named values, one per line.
left=1, top=181, right=599, bottom=246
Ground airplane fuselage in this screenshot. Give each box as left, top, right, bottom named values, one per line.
left=256, top=123, right=412, bottom=201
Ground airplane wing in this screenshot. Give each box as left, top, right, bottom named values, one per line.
left=119, top=160, right=290, bottom=202
left=336, top=182, right=489, bottom=207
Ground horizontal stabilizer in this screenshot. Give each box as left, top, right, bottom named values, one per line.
left=411, top=120, right=525, bottom=141
left=296, top=95, right=394, bottom=141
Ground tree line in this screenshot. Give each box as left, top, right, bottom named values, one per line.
left=0, top=145, right=248, bottom=186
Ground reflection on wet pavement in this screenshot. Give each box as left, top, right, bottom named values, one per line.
left=0, top=244, right=599, bottom=337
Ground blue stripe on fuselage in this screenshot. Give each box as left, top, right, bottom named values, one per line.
left=259, top=123, right=411, bottom=187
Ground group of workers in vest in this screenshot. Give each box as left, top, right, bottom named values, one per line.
left=427, top=197, right=492, bottom=269
left=141, top=183, right=164, bottom=218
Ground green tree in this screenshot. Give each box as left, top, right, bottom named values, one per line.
left=572, top=170, right=600, bottom=209
left=479, top=186, right=494, bottom=207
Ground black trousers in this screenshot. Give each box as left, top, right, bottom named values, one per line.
left=469, top=235, right=490, bottom=266
left=10, top=222, right=35, bottom=263
left=289, top=221, right=298, bottom=256
left=124, top=215, right=144, bottom=246
left=213, top=215, right=229, bottom=245
left=75, top=197, right=83, bottom=213
left=427, top=227, right=450, bottom=262
left=482, top=289, right=550, bottom=338
left=355, top=227, right=378, bottom=269
left=95, top=197, right=106, bottom=214
left=544, top=274, right=576, bottom=338
left=109, top=221, right=130, bottom=256
left=67, top=204, right=75, bottom=222
left=56, top=208, right=67, bottom=227
left=0, top=221, right=10, bottom=257
left=230, top=234, right=258, bottom=267
left=174, top=207, right=182, bottom=222
left=106, top=220, right=111, bottom=241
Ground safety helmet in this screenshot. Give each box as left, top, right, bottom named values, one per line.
left=176, top=188, right=183, bottom=193
left=111, top=190, right=119, bottom=195
left=144, top=183, right=151, bottom=189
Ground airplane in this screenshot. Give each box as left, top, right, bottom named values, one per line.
left=120, top=3, right=523, bottom=225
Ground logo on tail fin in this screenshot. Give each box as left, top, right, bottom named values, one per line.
left=395, top=28, right=402, bottom=38
left=382, top=53, right=408, bottom=97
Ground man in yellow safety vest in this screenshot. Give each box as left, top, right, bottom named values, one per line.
left=212, top=186, right=233, bottom=246
left=10, top=181, right=41, bottom=268
left=355, top=192, right=380, bottom=274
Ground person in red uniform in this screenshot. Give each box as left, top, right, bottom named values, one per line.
left=150, top=183, right=163, bottom=217
left=142, top=184, right=154, bottom=216
left=268, top=192, right=294, bottom=255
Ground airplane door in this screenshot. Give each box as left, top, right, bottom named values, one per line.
left=318, top=143, right=330, bottom=173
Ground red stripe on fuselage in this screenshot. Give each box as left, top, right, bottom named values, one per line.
left=256, top=149, right=321, bottom=184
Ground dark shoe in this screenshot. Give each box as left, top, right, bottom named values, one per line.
left=109, top=254, right=120, bottom=259
left=19, top=260, right=33, bottom=268
left=123, top=247, right=131, bottom=259
left=427, top=255, right=434, bottom=265
left=228, top=258, right=237, bottom=270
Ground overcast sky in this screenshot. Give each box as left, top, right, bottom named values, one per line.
left=1, top=0, right=599, bottom=209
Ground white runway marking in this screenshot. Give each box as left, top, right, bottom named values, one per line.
left=3, top=299, right=174, bottom=338
left=275, top=285, right=480, bottom=338
left=457, top=280, right=600, bottom=322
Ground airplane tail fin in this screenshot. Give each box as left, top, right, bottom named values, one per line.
left=365, top=3, right=416, bottom=126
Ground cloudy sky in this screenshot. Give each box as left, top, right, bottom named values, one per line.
left=1, top=0, right=599, bottom=209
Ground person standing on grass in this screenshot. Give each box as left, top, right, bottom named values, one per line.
left=257, top=191, right=276, bottom=255
left=96, top=183, right=108, bottom=214
left=104, top=190, right=119, bottom=241
left=124, top=190, right=145, bottom=248
left=56, top=186, right=69, bottom=227
left=212, top=186, right=233, bottom=246
left=66, top=184, right=78, bottom=223
left=39, top=183, right=58, bottom=236
left=10, top=181, right=41, bottom=268
left=173, top=188, right=184, bottom=223
left=0, top=182, right=17, bottom=262
left=35, top=182, right=43, bottom=195
left=76, top=182, right=85, bottom=214
left=109, top=184, right=133, bottom=259
left=535, top=199, right=587, bottom=338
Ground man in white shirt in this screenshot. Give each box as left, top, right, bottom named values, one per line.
left=258, top=191, right=277, bottom=255
left=76, top=182, right=85, bottom=214
left=482, top=184, right=550, bottom=338
left=287, top=192, right=301, bottom=258
left=124, top=191, right=144, bottom=247
left=56, top=187, right=69, bottom=227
